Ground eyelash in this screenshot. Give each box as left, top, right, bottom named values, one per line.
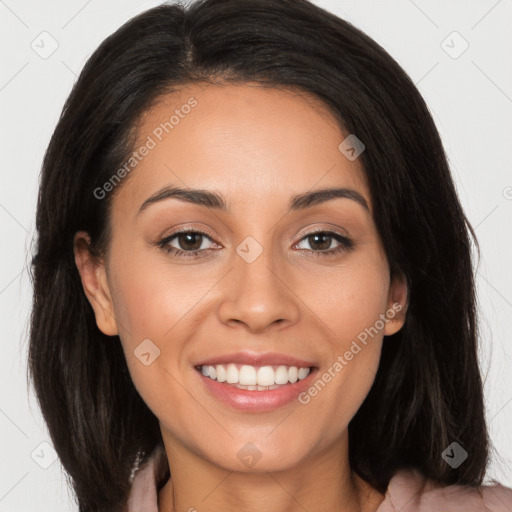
left=156, top=228, right=355, bottom=259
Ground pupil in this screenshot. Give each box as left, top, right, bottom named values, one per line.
left=179, top=233, right=202, bottom=250
left=309, top=233, right=331, bottom=251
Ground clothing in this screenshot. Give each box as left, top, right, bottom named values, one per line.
left=126, top=445, right=512, bottom=511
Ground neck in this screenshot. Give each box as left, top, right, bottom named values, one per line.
left=157, top=431, right=384, bottom=512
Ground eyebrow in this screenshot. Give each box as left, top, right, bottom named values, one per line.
left=137, top=185, right=370, bottom=215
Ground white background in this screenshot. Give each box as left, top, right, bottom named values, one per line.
left=0, top=0, right=511, bottom=510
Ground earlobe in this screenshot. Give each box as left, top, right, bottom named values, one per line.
left=384, top=272, right=408, bottom=336
left=73, top=231, right=119, bottom=336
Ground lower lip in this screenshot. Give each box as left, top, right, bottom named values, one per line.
left=196, top=367, right=318, bottom=412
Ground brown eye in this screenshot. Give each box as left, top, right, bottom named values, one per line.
left=295, top=231, right=354, bottom=257
left=175, top=232, right=204, bottom=251
left=156, top=229, right=220, bottom=259
left=306, top=233, right=333, bottom=251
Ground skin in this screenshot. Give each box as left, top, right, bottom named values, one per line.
left=74, top=82, right=408, bottom=512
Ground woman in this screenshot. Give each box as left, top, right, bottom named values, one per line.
left=28, top=0, right=512, bottom=511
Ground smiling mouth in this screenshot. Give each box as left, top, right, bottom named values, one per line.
left=194, top=363, right=315, bottom=391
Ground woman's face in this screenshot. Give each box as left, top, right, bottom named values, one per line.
left=75, top=82, right=407, bottom=474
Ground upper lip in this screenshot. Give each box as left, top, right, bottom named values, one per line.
left=194, top=351, right=317, bottom=368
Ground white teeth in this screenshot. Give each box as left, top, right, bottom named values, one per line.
left=298, top=367, right=310, bottom=380
left=199, top=363, right=311, bottom=388
left=233, top=383, right=281, bottom=391
left=216, top=365, right=226, bottom=382
left=226, top=363, right=238, bottom=384
left=275, top=365, right=289, bottom=385
left=239, top=365, right=257, bottom=386
left=257, top=366, right=274, bottom=387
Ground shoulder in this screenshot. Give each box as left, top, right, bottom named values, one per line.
left=125, top=444, right=169, bottom=512
left=376, top=468, right=512, bottom=511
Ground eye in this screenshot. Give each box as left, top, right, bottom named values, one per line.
left=294, top=231, right=354, bottom=257
left=155, top=228, right=354, bottom=260
left=157, top=230, right=219, bottom=259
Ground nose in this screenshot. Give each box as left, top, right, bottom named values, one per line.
left=217, top=245, right=300, bottom=334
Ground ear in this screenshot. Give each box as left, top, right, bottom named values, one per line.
left=384, top=270, right=408, bottom=336
left=73, top=231, right=119, bottom=336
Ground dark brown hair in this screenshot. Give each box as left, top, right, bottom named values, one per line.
left=28, top=0, right=489, bottom=510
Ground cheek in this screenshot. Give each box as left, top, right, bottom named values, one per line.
left=107, top=256, right=221, bottom=418
left=303, top=254, right=390, bottom=345
left=292, top=256, right=389, bottom=431
left=109, top=254, right=217, bottom=347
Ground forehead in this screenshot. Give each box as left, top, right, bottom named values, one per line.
left=114, top=82, right=370, bottom=214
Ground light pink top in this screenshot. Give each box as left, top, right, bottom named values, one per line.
left=126, top=445, right=512, bottom=511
